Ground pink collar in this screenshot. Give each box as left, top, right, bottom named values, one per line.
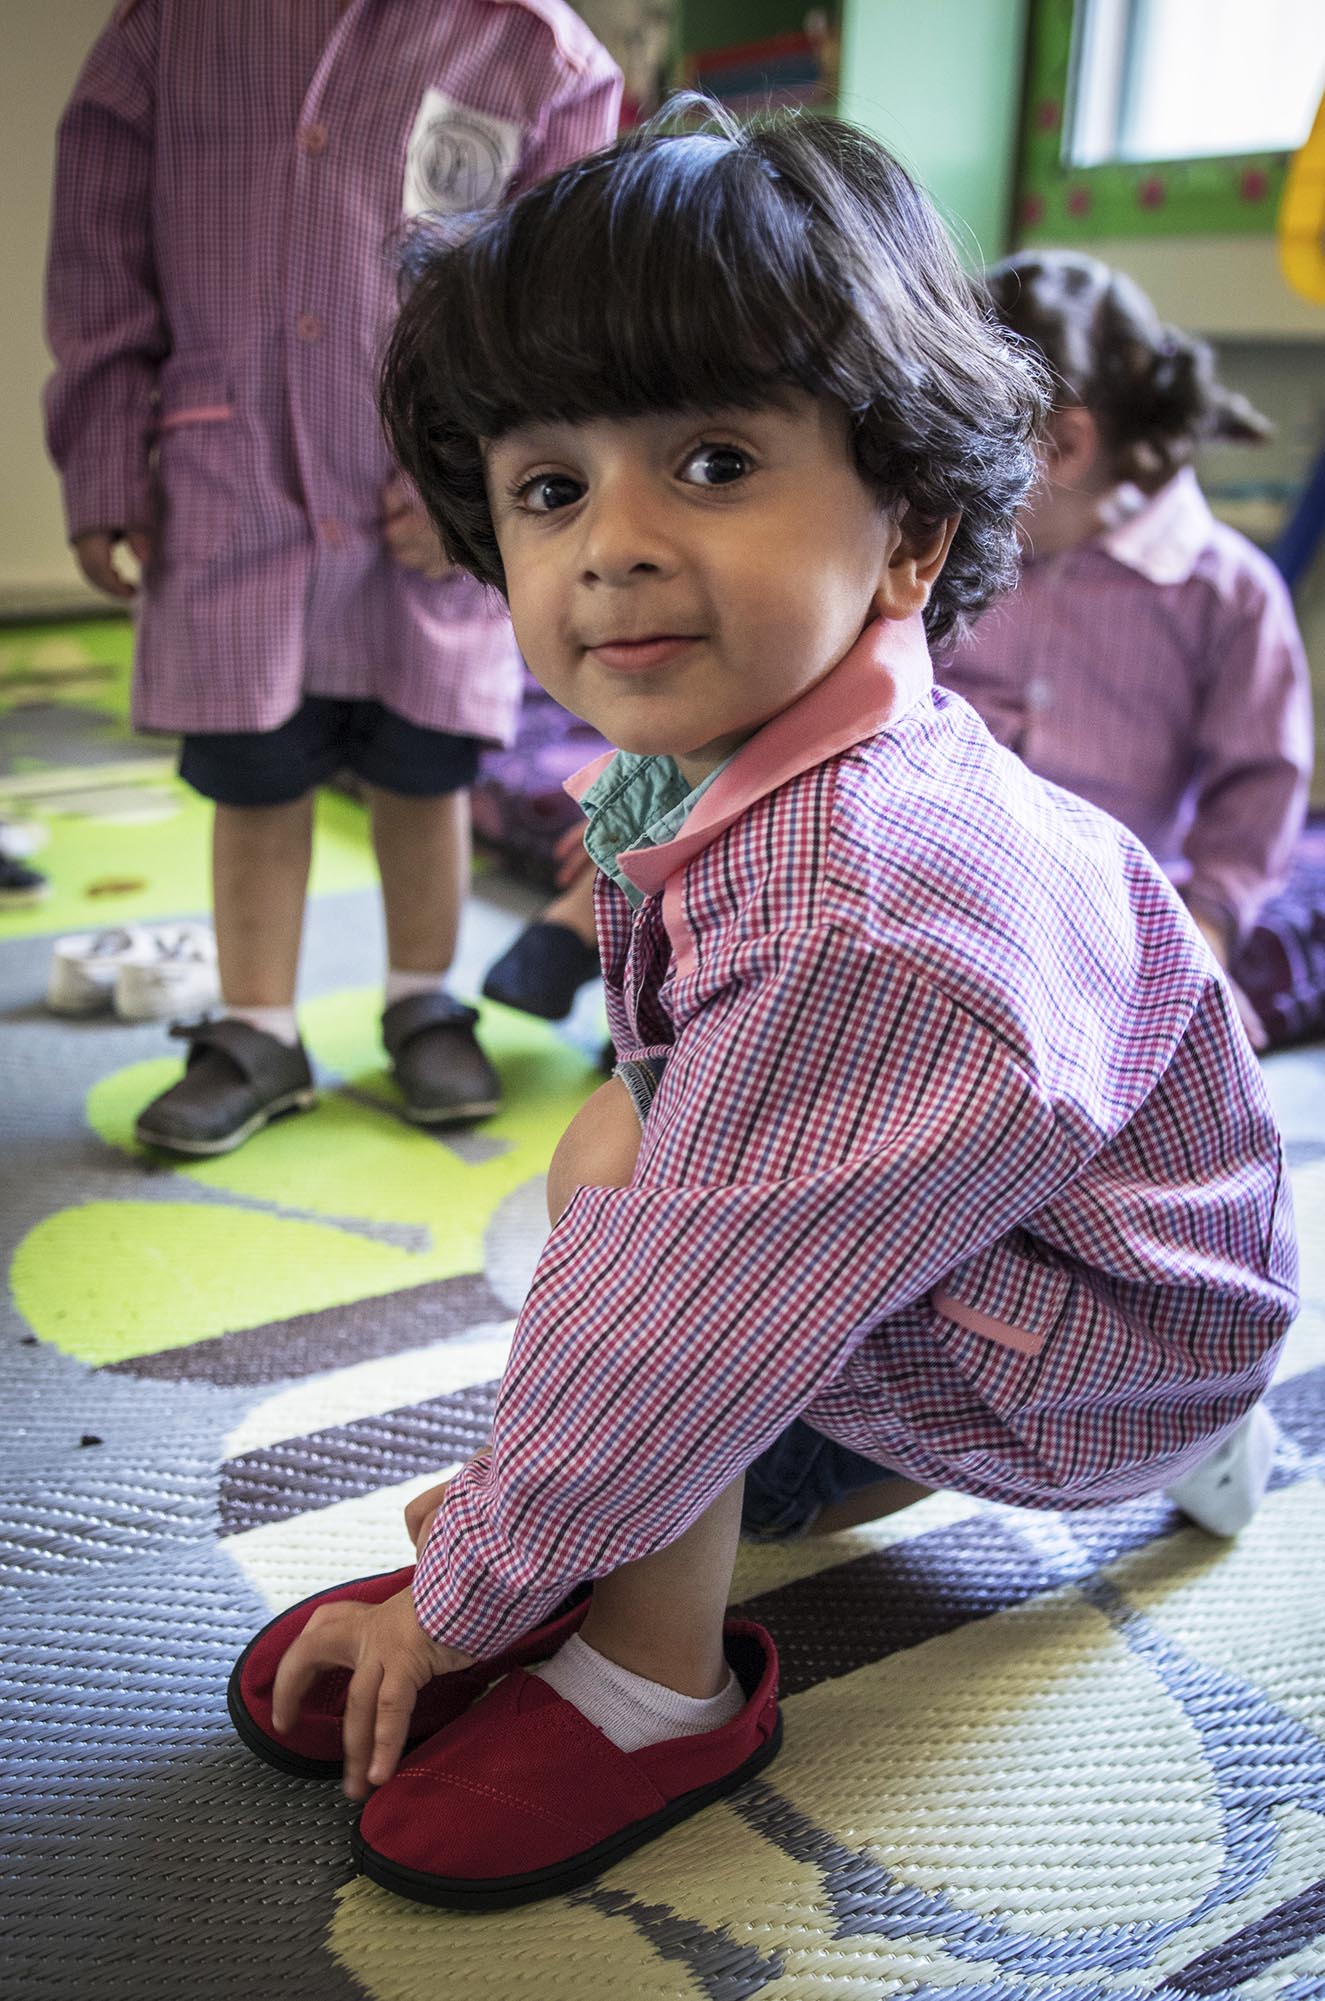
left=565, top=614, right=933, bottom=897
left=1097, top=467, right=1214, bottom=586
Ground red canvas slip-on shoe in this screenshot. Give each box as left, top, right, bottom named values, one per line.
left=352, top=1618, right=781, bottom=1909
left=227, top=1566, right=589, bottom=1779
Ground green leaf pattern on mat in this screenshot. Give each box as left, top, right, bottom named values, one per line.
left=11, top=988, right=596, bottom=1365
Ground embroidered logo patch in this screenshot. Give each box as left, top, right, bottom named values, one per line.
left=403, top=90, right=521, bottom=217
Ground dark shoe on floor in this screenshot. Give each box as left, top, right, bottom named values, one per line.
left=0, top=855, right=50, bottom=907
left=482, top=921, right=601, bottom=1021
left=227, top=1564, right=590, bottom=1779
left=134, top=1017, right=316, bottom=1156
left=353, top=1618, right=782, bottom=1909
left=382, top=992, right=501, bottom=1124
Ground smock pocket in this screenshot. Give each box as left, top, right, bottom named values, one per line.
left=934, top=1230, right=1072, bottom=1359
left=152, top=355, right=238, bottom=565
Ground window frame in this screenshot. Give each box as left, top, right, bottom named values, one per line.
left=1016, top=0, right=1293, bottom=242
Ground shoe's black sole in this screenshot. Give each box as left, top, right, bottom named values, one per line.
left=135, top=1087, right=317, bottom=1157
left=402, top=1096, right=503, bottom=1126
left=350, top=1711, right=784, bottom=1910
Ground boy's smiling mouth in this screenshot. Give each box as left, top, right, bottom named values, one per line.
left=585, top=634, right=704, bottom=673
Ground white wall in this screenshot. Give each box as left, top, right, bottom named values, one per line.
left=2, top=0, right=115, bottom=616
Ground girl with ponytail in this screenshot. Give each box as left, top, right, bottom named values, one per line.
left=941, top=250, right=1312, bottom=1043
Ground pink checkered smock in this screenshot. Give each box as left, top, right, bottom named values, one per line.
left=44, top=0, right=621, bottom=739
left=938, top=470, right=1313, bottom=949
left=414, top=616, right=1297, bottom=1658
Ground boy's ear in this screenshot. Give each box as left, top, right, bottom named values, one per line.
left=873, top=511, right=960, bottom=622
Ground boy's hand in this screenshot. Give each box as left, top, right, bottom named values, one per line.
left=553, top=819, right=593, bottom=889
left=73, top=528, right=152, bottom=601
left=381, top=474, right=452, bottom=579
left=270, top=1585, right=471, bottom=1799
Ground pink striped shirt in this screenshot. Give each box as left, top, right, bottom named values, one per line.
left=414, top=616, right=1295, bottom=1658
left=937, top=470, right=1313, bottom=947
left=44, top=0, right=621, bottom=738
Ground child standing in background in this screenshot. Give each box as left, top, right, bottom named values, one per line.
left=44, top=0, right=620, bottom=1154
left=224, top=109, right=1296, bottom=1911
left=939, top=251, right=1313, bottom=1044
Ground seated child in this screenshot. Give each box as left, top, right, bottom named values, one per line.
left=226, top=106, right=1298, bottom=1911
left=939, top=250, right=1314, bottom=1045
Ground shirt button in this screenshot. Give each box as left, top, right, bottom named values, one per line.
left=318, top=519, right=345, bottom=547
left=1026, top=676, right=1053, bottom=710
left=300, top=122, right=328, bottom=155
left=296, top=311, right=323, bottom=342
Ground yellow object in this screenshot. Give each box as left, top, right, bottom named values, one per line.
left=1280, top=86, right=1325, bottom=303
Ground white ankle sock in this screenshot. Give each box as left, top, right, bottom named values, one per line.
left=528, top=1633, right=744, bottom=1752
left=225, top=1002, right=300, bottom=1047
left=385, top=968, right=450, bottom=1006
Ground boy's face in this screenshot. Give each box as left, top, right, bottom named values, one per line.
left=484, top=394, right=917, bottom=783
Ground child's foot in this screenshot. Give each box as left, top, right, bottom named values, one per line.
left=381, top=992, right=501, bottom=1123
left=134, top=1018, right=317, bottom=1156
left=228, top=1567, right=590, bottom=1778
left=482, top=920, right=601, bottom=1020
left=352, top=1619, right=781, bottom=1909
left=1166, top=1403, right=1279, bottom=1535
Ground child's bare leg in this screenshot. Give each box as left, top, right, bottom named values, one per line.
left=578, top=1476, right=744, bottom=1697
left=367, top=783, right=468, bottom=976
left=213, top=796, right=314, bottom=1005
left=546, top=1074, right=643, bottom=1225
left=812, top=1475, right=931, bottom=1534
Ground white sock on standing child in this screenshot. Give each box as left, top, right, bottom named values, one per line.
left=225, top=1002, right=300, bottom=1047
left=385, top=968, right=451, bottom=1006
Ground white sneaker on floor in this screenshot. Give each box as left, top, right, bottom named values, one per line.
left=0, top=818, right=48, bottom=861
left=113, top=923, right=219, bottom=1021
left=1166, top=1403, right=1279, bottom=1536
left=48, top=927, right=153, bottom=1015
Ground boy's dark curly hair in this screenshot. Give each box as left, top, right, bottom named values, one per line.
left=380, top=98, right=1047, bottom=644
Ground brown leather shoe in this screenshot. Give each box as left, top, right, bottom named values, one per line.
left=134, top=1018, right=317, bottom=1156
left=381, top=992, right=501, bottom=1125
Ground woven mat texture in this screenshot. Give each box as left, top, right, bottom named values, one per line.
left=3, top=621, right=1325, bottom=2001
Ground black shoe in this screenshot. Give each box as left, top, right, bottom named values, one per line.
left=0, top=855, right=50, bottom=908
left=482, top=921, right=601, bottom=1022
left=135, top=1018, right=317, bottom=1156
left=382, top=992, right=501, bottom=1124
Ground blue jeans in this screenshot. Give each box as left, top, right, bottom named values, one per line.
left=741, top=1419, right=894, bottom=1541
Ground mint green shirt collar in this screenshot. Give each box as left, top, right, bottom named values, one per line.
left=581, top=750, right=730, bottom=907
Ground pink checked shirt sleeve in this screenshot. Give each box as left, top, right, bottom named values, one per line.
left=1181, top=568, right=1312, bottom=946
left=44, top=0, right=166, bottom=541
left=413, top=930, right=1074, bottom=1657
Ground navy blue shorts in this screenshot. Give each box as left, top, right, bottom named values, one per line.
left=179, top=697, right=483, bottom=807
left=741, top=1419, right=894, bottom=1541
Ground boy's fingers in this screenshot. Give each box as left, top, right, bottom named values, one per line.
left=340, top=1660, right=385, bottom=1800
left=270, top=1606, right=354, bottom=1734
left=367, top=1673, right=420, bottom=1788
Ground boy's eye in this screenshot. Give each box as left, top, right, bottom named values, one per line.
left=679, top=444, right=750, bottom=488
left=520, top=474, right=584, bottom=514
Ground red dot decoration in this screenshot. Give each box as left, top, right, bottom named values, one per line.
left=1240, top=167, right=1269, bottom=202
left=1020, top=193, right=1046, bottom=227
left=1066, top=186, right=1092, bottom=216
left=1035, top=99, right=1061, bottom=132
left=1137, top=176, right=1167, bottom=208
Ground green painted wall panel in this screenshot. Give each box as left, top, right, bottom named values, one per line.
left=838, top=0, right=1029, bottom=262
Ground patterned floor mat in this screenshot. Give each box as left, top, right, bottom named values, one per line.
left=3, top=623, right=1325, bottom=2000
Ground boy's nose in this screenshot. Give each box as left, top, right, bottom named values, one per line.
left=578, top=491, right=679, bottom=587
